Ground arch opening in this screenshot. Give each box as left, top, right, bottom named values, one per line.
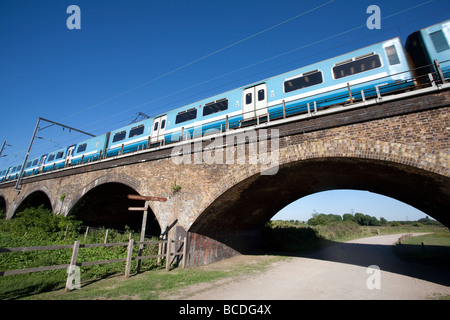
left=14, top=191, right=52, bottom=216
left=189, top=157, right=450, bottom=256
left=0, top=196, right=6, bottom=218
left=273, top=189, right=432, bottom=224
left=68, top=182, right=161, bottom=235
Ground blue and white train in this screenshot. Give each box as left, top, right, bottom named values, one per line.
left=1, top=20, right=449, bottom=183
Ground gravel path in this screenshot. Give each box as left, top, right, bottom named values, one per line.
left=180, top=233, right=450, bottom=300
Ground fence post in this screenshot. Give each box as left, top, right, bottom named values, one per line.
left=84, top=227, right=89, bottom=241
left=182, top=236, right=187, bottom=269
left=125, top=239, right=134, bottom=278
left=65, top=240, right=80, bottom=292
left=157, top=236, right=163, bottom=265
left=165, top=236, right=171, bottom=272
left=104, top=229, right=109, bottom=244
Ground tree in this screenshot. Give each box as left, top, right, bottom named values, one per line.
left=343, top=213, right=354, bottom=222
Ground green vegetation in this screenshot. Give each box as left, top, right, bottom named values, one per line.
left=0, top=206, right=161, bottom=300
left=393, top=231, right=450, bottom=269
left=265, top=211, right=447, bottom=253
left=1, top=207, right=448, bottom=300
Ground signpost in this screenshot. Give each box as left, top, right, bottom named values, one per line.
left=127, top=194, right=167, bottom=272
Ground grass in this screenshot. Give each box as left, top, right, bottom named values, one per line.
left=21, top=255, right=283, bottom=300
left=1, top=210, right=448, bottom=300
left=392, top=231, right=450, bottom=269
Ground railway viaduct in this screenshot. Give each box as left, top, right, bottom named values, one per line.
left=1, top=87, right=449, bottom=266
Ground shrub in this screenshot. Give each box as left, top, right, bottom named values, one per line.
left=0, top=206, right=81, bottom=244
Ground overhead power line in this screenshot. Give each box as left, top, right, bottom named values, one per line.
left=56, top=1, right=336, bottom=123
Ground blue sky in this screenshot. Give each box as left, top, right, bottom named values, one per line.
left=1, top=0, right=448, bottom=221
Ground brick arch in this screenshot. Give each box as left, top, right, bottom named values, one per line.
left=183, top=138, right=449, bottom=266
left=185, top=138, right=449, bottom=262
left=190, top=138, right=449, bottom=230
left=11, top=185, right=53, bottom=217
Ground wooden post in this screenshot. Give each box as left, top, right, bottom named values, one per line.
left=65, top=240, right=80, bottom=292
left=104, top=229, right=109, bottom=244
left=137, top=202, right=149, bottom=273
left=125, top=239, right=134, bottom=278
left=165, top=236, right=171, bottom=272
left=64, top=225, right=69, bottom=239
left=157, top=235, right=163, bottom=265
left=84, top=227, right=89, bottom=241
left=182, top=236, right=187, bottom=269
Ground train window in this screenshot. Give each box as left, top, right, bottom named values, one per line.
left=246, top=93, right=252, bottom=105
left=175, top=108, right=197, bottom=124
left=284, top=70, right=323, bottom=93
left=26, top=161, right=32, bottom=168
left=56, top=151, right=64, bottom=159
left=32, top=159, right=38, bottom=166
left=161, top=119, right=166, bottom=129
left=154, top=122, right=159, bottom=132
left=385, top=45, right=400, bottom=65
left=430, top=30, right=449, bottom=53
left=333, top=54, right=381, bottom=79
left=112, top=131, right=126, bottom=143
left=203, top=99, right=229, bottom=116
left=258, top=89, right=265, bottom=101
left=77, top=144, right=87, bottom=153
left=129, top=125, right=144, bottom=138
left=48, top=154, right=55, bottom=162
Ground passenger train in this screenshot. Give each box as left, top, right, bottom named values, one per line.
left=1, top=20, right=450, bottom=183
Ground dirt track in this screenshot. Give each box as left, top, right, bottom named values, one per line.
left=170, top=233, right=450, bottom=300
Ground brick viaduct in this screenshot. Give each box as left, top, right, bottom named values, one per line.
left=0, top=89, right=449, bottom=266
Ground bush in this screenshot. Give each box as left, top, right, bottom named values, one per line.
left=307, top=213, right=342, bottom=226
left=0, top=206, right=81, bottom=245
left=262, top=222, right=323, bottom=253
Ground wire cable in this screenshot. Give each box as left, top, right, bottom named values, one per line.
left=55, top=1, right=336, bottom=123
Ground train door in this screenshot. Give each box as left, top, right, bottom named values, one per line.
left=65, top=145, right=75, bottom=166
left=242, top=83, right=268, bottom=121
left=38, top=155, right=47, bottom=172
left=150, top=115, right=167, bottom=143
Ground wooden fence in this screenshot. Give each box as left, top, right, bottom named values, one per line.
left=0, top=235, right=187, bottom=292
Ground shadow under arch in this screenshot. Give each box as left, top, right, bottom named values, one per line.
left=188, top=157, right=450, bottom=259
left=68, top=182, right=161, bottom=235
left=13, top=190, right=52, bottom=216
left=0, top=195, right=6, bottom=217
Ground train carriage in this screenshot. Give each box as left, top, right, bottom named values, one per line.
left=106, top=118, right=153, bottom=157
left=42, top=147, right=71, bottom=172
left=69, top=134, right=109, bottom=165
left=23, top=157, right=41, bottom=176
left=264, top=37, right=414, bottom=119
left=406, top=19, right=450, bottom=83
